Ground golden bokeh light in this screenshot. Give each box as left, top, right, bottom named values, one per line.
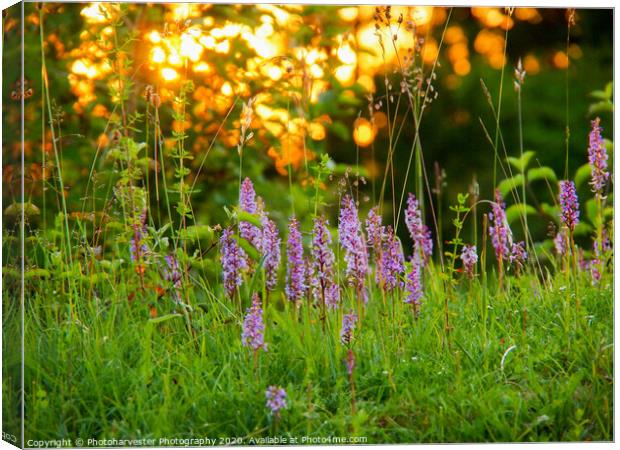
left=514, top=7, right=542, bottom=23
left=523, top=54, right=540, bottom=74
left=335, top=65, right=356, bottom=86
left=221, top=82, right=233, bottom=96
left=80, top=3, right=116, bottom=24
left=353, top=118, right=376, bottom=148
left=454, top=59, right=471, bottom=76
left=161, top=67, right=178, bottom=81
left=338, top=7, right=359, bottom=22
left=552, top=51, right=569, bottom=69
left=151, top=47, right=165, bottom=64
left=63, top=4, right=565, bottom=178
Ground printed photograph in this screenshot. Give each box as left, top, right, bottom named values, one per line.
left=2, top=2, right=614, bottom=446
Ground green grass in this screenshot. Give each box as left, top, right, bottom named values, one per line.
left=4, top=259, right=612, bottom=443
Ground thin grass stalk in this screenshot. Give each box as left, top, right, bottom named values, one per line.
left=39, top=7, right=76, bottom=308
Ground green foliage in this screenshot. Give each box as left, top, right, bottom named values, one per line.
left=588, top=82, right=613, bottom=116
left=10, top=261, right=612, bottom=442
left=506, top=203, right=537, bottom=225
left=444, top=193, right=470, bottom=281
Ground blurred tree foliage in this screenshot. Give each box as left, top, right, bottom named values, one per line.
left=2, top=4, right=613, bottom=245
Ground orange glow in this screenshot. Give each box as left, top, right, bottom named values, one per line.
left=161, top=67, right=178, bottom=81
left=168, top=51, right=182, bottom=66
left=422, top=39, right=439, bottom=65
left=265, top=65, right=283, bottom=81
left=215, top=40, right=230, bottom=54
left=149, top=31, right=162, bottom=44
left=353, top=118, right=376, bottom=147
left=523, top=54, right=540, bottom=74
left=552, top=51, right=569, bottom=69
left=374, top=112, right=387, bottom=129
left=338, top=7, right=358, bottom=22
left=249, top=36, right=279, bottom=59
left=256, top=23, right=273, bottom=39
left=309, top=64, right=324, bottom=79
left=151, top=47, right=166, bottom=64
left=412, top=6, right=433, bottom=26
left=309, top=122, right=326, bottom=141
left=337, top=43, right=357, bottom=65
left=221, top=82, right=233, bottom=96
left=474, top=30, right=504, bottom=55
left=97, top=133, right=109, bottom=148
left=488, top=52, right=506, bottom=69
left=180, top=34, right=203, bottom=61
left=80, top=3, right=116, bottom=24
left=194, top=62, right=210, bottom=73
left=71, top=59, right=98, bottom=79
left=172, top=3, right=199, bottom=20
left=448, top=43, right=469, bottom=62
left=92, top=104, right=108, bottom=118
left=357, top=75, right=375, bottom=93
left=514, top=7, right=542, bottom=23
left=486, top=9, right=505, bottom=27
left=199, top=35, right=216, bottom=49
left=445, top=26, right=466, bottom=45
left=267, top=133, right=314, bottom=175
left=568, top=44, right=583, bottom=59
left=453, top=59, right=471, bottom=76
left=335, top=65, right=355, bottom=86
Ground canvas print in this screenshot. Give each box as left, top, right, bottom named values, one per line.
left=2, top=2, right=613, bottom=446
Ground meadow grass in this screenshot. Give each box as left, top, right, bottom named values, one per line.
left=4, top=258, right=612, bottom=443
left=2, top=5, right=613, bottom=445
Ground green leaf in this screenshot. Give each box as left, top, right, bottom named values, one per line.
left=505, top=203, right=537, bottom=225
left=234, top=234, right=260, bottom=261
left=586, top=198, right=600, bottom=226
left=527, top=166, right=557, bottom=184
left=540, top=202, right=558, bottom=220
left=235, top=209, right=263, bottom=228
left=179, top=225, right=215, bottom=242
left=506, top=150, right=536, bottom=173
left=327, top=122, right=350, bottom=141
left=574, top=222, right=593, bottom=237
left=589, top=90, right=609, bottom=101
left=498, top=174, right=524, bottom=197
left=149, top=313, right=183, bottom=325
left=574, top=164, right=592, bottom=189
left=588, top=101, right=613, bottom=116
